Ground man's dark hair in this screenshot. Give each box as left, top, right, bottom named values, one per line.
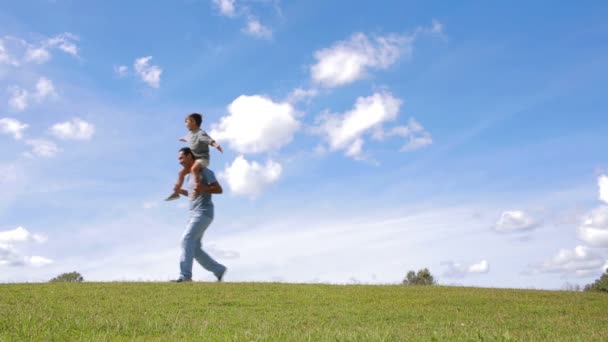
left=187, top=113, right=202, bottom=127
left=179, top=147, right=194, bottom=158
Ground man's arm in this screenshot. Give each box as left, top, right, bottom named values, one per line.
left=195, top=181, right=223, bottom=194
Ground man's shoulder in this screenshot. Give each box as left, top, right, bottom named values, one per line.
left=202, top=167, right=217, bottom=181
left=202, top=167, right=215, bottom=176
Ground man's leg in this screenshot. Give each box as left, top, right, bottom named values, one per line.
left=179, top=215, right=206, bottom=280
left=192, top=215, right=226, bottom=280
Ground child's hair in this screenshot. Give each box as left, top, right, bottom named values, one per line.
left=187, top=113, right=203, bottom=127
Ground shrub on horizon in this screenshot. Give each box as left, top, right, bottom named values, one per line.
left=402, top=268, right=436, bottom=286
left=49, top=271, right=84, bottom=283
left=584, top=269, right=608, bottom=293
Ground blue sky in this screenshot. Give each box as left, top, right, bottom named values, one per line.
left=1, top=1, right=608, bottom=289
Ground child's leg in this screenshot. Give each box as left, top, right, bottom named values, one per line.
left=174, top=166, right=190, bottom=194
left=191, top=159, right=209, bottom=189
left=191, top=160, right=203, bottom=187
left=166, top=166, right=190, bottom=200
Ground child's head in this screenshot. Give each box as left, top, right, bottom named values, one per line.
left=185, top=113, right=202, bottom=131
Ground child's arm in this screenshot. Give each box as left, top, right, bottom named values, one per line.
left=210, top=140, right=223, bottom=153
left=178, top=135, right=188, bottom=142
left=199, top=130, right=223, bottom=153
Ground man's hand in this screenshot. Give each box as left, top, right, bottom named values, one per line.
left=194, top=183, right=207, bottom=197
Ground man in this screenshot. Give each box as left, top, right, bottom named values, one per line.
left=172, top=147, right=227, bottom=282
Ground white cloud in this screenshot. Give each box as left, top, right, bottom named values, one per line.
left=1, top=33, right=79, bottom=66
left=219, top=155, right=282, bottom=198
left=213, top=0, right=236, bottom=17
left=0, top=226, right=46, bottom=243
left=315, top=91, right=401, bottom=159
left=35, top=77, right=56, bottom=100
left=243, top=17, right=272, bottom=39
left=0, top=243, right=23, bottom=266
left=286, top=87, right=319, bottom=104
left=8, top=87, right=29, bottom=111
left=469, top=260, right=489, bottom=273
left=310, top=21, right=444, bottom=87
left=0, top=38, right=23, bottom=66
left=577, top=177, right=608, bottom=247
left=210, top=1, right=275, bottom=40
left=24, top=139, right=60, bottom=158
left=114, top=65, right=128, bottom=78
left=401, top=133, right=433, bottom=152
left=494, top=210, right=539, bottom=233
left=206, top=205, right=489, bottom=285
left=442, top=259, right=489, bottom=278
left=429, top=19, right=444, bottom=35
left=373, top=118, right=433, bottom=152
left=134, top=56, right=162, bottom=88
left=46, top=33, right=79, bottom=57
left=599, top=175, right=608, bottom=204
left=49, top=118, right=95, bottom=140
left=0, top=118, right=28, bottom=140
left=0, top=227, right=52, bottom=268
left=378, top=120, right=423, bottom=138
left=578, top=206, right=608, bottom=247
left=311, top=32, right=413, bottom=87
left=345, top=138, right=364, bottom=159
left=0, top=40, right=13, bottom=64
left=7, top=78, right=55, bottom=111
left=28, top=256, right=54, bottom=267
left=24, top=46, right=51, bottom=64
left=210, top=95, right=300, bottom=154
left=535, top=246, right=606, bottom=277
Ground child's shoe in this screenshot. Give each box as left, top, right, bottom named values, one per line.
left=165, top=193, right=180, bottom=201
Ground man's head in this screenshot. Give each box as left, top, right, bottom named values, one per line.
left=185, top=113, right=202, bottom=131
left=178, top=147, right=195, bottom=168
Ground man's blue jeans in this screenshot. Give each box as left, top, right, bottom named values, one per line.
left=180, top=213, right=225, bottom=280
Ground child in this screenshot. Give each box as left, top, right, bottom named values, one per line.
left=166, top=113, right=223, bottom=201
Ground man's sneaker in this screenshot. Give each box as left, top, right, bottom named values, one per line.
left=165, top=193, right=180, bottom=201
left=171, top=277, right=192, bottom=283
left=215, top=267, right=227, bottom=282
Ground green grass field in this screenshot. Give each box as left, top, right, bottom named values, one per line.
left=1, top=282, right=607, bottom=341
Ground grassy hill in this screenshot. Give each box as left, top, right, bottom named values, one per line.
left=1, top=282, right=607, bottom=340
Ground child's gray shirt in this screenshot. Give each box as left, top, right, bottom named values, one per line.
left=188, top=129, right=214, bottom=160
